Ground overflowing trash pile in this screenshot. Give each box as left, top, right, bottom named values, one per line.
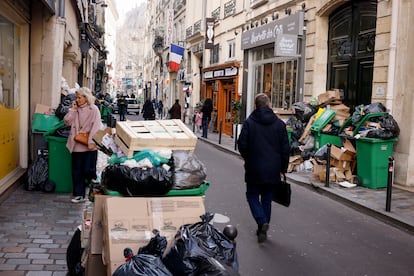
left=279, top=90, right=400, bottom=187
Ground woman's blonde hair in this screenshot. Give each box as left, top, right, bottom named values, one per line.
left=76, top=87, right=96, bottom=105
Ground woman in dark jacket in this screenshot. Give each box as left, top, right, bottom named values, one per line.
left=200, top=98, right=213, bottom=138
left=237, top=93, right=290, bottom=243
left=142, top=99, right=155, bottom=120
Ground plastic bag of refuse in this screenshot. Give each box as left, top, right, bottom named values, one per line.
left=314, top=144, right=329, bottom=161
left=162, top=213, right=239, bottom=276
left=113, top=230, right=172, bottom=276
left=172, top=150, right=207, bottom=190
left=26, top=151, right=48, bottom=191
left=101, top=163, right=174, bottom=196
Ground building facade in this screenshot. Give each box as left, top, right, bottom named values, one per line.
left=0, top=0, right=107, bottom=198
left=143, top=0, right=414, bottom=190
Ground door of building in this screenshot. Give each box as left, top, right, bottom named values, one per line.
left=221, top=81, right=237, bottom=136
left=327, top=0, right=377, bottom=109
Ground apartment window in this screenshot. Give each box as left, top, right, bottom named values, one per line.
left=227, top=40, right=235, bottom=60
left=210, top=44, right=220, bottom=64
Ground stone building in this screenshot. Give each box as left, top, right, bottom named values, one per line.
left=142, top=0, right=414, bottom=190
left=0, top=0, right=108, bottom=199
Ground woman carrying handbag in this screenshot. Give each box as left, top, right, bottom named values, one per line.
left=64, top=87, right=102, bottom=203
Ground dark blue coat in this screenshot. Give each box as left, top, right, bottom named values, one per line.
left=237, top=107, right=290, bottom=185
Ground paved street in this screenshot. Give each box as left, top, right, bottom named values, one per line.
left=1, top=114, right=414, bottom=275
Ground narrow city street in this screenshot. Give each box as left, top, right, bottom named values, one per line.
left=1, top=134, right=414, bottom=275
left=196, top=142, right=414, bottom=275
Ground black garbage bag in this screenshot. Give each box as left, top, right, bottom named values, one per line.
left=52, top=124, right=71, bottom=138
left=26, top=150, right=48, bottom=191
left=172, top=150, right=207, bottom=190
left=292, top=102, right=317, bottom=123
left=351, top=104, right=365, bottom=126
left=101, top=164, right=174, bottom=196
left=290, top=141, right=302, bottom=156
left=363, top=102, right=387, bottom=114
left=113, top=231, right=172, bottom=276
left=162, top=213, right=239, bottom=276
left=56, top=94, right=77, bottom=120
left=365, top=114, right=400, bottom=139
left=138, top=230, right=168, bottom=257
left=66, top=227, right=85, bottom=276
left=113, top=254, right=172, bottom=276
left=314, top=144, right=329, bottom=161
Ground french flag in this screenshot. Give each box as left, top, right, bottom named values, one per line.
left=169, top=43, right=185, bottom=72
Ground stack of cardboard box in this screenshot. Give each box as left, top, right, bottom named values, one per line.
left=85, top=195, right=206, bottom=276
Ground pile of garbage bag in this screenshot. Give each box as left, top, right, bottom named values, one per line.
left=113, top=213, right=239, bottom=276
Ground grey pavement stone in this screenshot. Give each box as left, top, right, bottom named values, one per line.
left=28, top=253, right=50, bottom=259
left=32, top=259, right=54, bottom=265
left=0, top=264, right=17, bottom=270
left=6, top=259, right=31, bottom=265
left=16, top=264, right=44, bottom=271
left=40, top=244, right=60, bottom=249
left=44, top=264, right=67, bottom=271
left=29, top=234, right=50, bottom=239
left=26, top=272, right=52, bottom=276
left=0, top=272, right=24, bottom=276
left=4, top=253, right=27, bottom=258
left=52, top=272, right=68, bottom=276
left=33, top=239, right=53, bottom=244
left=25, top=248, right=47, bottom=253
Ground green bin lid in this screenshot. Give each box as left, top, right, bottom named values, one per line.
left=310, top=109, right=337, bottom=133
left=357, top=137, right=398, bottom=143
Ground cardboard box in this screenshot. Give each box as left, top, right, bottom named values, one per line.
left=102, top=196, right=205, bottom=275
left=85, top=253, right=106, bottom=276
left=91, top=195, right=112, bottom=255
left=330, top=145, right=355, bottom=161
left=81, top=208, right=93, bottom=248
left=35, top=103, right=55, bottom=114
left=319, top=167, right=336, bottom=182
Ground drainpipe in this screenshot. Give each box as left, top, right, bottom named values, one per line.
left=385, top=0, right=399, bottom=112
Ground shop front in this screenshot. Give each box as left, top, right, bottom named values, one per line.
left=0, top=2, right=31, bottom=194
left=202, top=63, right=239, bottom=136
left=241, top=12, right=305, bottom=115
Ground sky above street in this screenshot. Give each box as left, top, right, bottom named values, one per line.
left=116, top=0, right=145, bottom=23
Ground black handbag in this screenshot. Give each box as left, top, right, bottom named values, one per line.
left=272, top=175, right=291, bottom=207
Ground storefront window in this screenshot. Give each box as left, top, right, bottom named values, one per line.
left=252, top=47, right=298, bottom=109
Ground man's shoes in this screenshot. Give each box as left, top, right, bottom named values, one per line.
left=257, top=223, right=269, bottom=243
left=71, top=196, right=85, bottom=203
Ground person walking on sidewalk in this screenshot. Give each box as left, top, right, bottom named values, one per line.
left=169, top=99, right=182, bottom=119
left=142, top=98, right=156, bottom=120
left=117, top=94, right=127, bottom=121
left=237, top=93, right=290, bottom=243
left=201, top=98, right=213, bottom=138
left=64, top=87, right=102, bottom=203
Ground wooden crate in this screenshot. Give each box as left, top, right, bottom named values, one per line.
left=115, top=119, right=197, bottom=157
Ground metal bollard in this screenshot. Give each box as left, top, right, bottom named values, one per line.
left=325, top=144, right=331, bottom=187
left=386, top=156, right=394, bottom=212
left=234, top=124, right=238, bottom=151
left=219, top=120, right=223, bottom=144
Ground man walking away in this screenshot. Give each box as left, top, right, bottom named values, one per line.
left=169, top=99, right=182, bottom=119
left=237, top=93, right=290, bottom=243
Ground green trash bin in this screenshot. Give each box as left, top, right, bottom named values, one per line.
left=45, top=135, right=73, bottom=193
left=356, top=137, right=397, bottom=189
left=311, top=109, right=342, bottom=150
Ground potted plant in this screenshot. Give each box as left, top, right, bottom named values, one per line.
left=231, top=99, right=242, bottom=138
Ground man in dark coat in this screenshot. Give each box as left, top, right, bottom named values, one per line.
left=169, top=99, right=182, bottom=119
left=142, top=99, right=155, bottom=120
left=237, top=93, right=290, bottom=243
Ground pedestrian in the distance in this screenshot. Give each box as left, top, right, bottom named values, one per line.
left=169, top=99, right=182, bottom=119
left=194, top=109, right=202, bottom=133
left=157, top=100, right=164, bottom=119
left=64, top=87, right=102, bottom=203
left=237, top=93, right=290, bottom=243
left=117, top=94, right=127, bottom=121
left=142, top=98, right=155, bottom=120
left=201, top=98, right=213, bottom=138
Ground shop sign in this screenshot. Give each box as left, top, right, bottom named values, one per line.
left=275, top=34, right=298, bottom=56
left=241, top=12, right=304, bottom=50
left=205, top=18, right=215, bottom=49
left=204, top=67, right=238, bottom=79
